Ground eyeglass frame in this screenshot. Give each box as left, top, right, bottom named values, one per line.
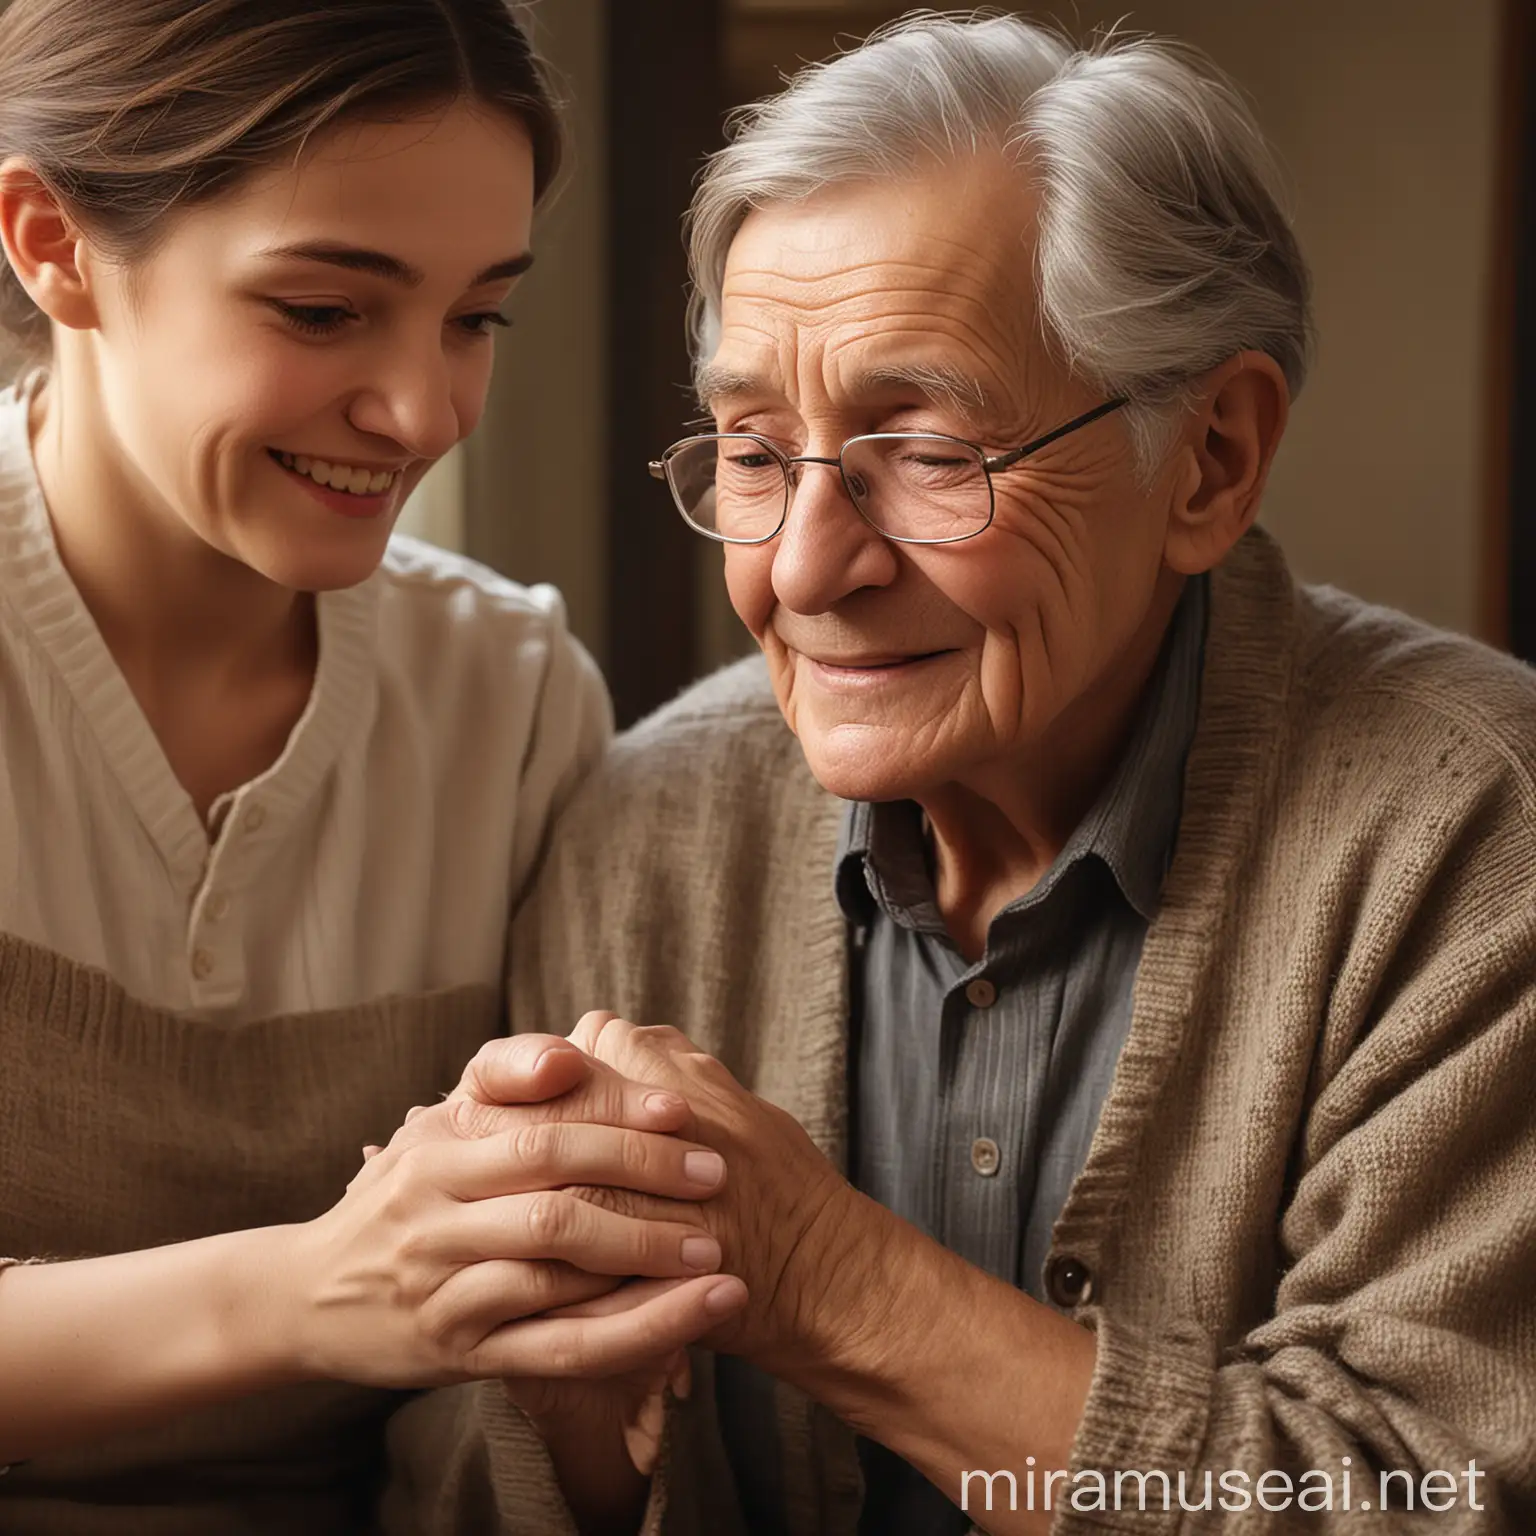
left=647, top=395, right=1129, bottom=546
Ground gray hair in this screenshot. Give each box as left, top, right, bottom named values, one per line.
left=686, top=9, right=1312, bottom=469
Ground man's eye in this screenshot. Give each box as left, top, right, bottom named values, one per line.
left=272, top=302, right=356, bottom=335
left=725, top=453, right=779, bottom=470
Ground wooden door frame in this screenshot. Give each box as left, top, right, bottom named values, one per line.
left=1485, top=0, right=1535, bottom=653
left=603, top=0, right=726, bottom=727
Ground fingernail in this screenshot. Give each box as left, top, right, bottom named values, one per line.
left=680, top=1235, right=721, bottom=1273
left=683, top=1150, right=725, bottom=1188
left=704, top=1277, right=745, bottom=1316
left=670, top=1356, right=693, bottom=1401
left=645, top=1091, right=685, bottom=1118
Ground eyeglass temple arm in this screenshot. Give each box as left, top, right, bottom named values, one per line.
left=647, top=461, right=666, bottom=480
left=983, top=397, right=1130, bottom=473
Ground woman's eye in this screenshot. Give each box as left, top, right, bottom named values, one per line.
left=454, top=311, right=512, bottom=337
left=271, top=301, right=357, bottom=335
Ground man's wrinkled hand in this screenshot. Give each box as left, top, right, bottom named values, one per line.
left=549, top=1011, right=872, bottom=1373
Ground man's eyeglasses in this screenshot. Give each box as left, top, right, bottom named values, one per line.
left=648, top=397, right=1128, bottom=546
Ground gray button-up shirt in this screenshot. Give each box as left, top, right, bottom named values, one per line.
left=837, top=575, right=1207, bottom=1533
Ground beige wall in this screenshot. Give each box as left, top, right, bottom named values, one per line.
left=702, top=0, right=1503, bottom=666
left=461, top=0, right=611, bottom=665
left=1092, top=0, right=1500, bottom=637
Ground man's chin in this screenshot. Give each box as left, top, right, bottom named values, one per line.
left=793, top=726, right=933, bottom=806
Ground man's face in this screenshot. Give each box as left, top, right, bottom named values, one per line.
left=708, top=153, right=1185, bottom=804
left=74, top=101, right=534, bottom=592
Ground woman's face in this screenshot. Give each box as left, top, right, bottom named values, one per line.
left=71, top=101, right=535, bottom=592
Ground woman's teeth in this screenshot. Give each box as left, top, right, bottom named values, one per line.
left=274, top=450, right=398, bottom=497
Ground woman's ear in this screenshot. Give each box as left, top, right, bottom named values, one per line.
left=0, top=157, right=99, bottom=334
left=1162, top=350, right=1290, bottom=575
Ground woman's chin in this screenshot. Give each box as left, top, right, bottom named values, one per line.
left=243, top=532, right=395, bottom=595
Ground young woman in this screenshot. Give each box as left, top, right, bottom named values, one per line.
left=0, top=1, right=743, bottom=1529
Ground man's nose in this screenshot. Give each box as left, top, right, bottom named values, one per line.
left=770, top=456, right=896, bottom=614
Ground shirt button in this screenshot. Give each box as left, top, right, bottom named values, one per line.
left=1045, top=1254, right=1094, bottom=1308
left=242, top=803, right=267, bottom=833
left=206, top=892, right=230, bottom=922
left=190, top=949, right=215, bottom=981
left=964, top=977, right=997, bottom=1009
left=970, top=1136, right=1001, bottom=1177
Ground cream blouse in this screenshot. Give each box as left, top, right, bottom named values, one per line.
left=0, top=382, right=612, bottom=1022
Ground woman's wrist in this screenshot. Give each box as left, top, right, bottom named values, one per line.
left=0, top=1227, right=310, bottom=1464
left=206, top=1223, right=315, bottom=1389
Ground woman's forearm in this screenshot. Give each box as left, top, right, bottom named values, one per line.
left=0, top=1225, right=305, bottom=1463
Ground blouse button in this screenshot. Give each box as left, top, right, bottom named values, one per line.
left=970, top=1136, right=1001, bottom=1177
left=243, top=803, right=267, bottom=833
left=1045, top=1254, right=1094, bottom=1308
left=190, top=949, right=215, bottom=981
left=964, top=977, right=997, bottom=1009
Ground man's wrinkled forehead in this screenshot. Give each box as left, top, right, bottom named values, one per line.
left=710, top=163, right=1041, bottom=409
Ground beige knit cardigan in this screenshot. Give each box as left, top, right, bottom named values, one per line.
left=394, top=527, right=1536, bottom=1535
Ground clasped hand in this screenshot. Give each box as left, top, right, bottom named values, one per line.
left=285, top=1033, right=749, bottom=1406
left=422, top=1012, right=867, bottom=1377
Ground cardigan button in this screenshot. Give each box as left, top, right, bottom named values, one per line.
left=1045, top=1254, right=1094, bottom=1308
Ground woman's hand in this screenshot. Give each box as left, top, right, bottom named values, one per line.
left=278, top=1041, right=747, bottom=1390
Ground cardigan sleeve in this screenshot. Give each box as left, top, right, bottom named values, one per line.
left=1057, top=767, right=1536, bottom=1534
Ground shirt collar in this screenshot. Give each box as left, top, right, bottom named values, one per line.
left=835, top=573, right=1208, bottom=930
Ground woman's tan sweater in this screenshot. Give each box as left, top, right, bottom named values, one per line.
left=397, top=527, right=1536, bottom=1534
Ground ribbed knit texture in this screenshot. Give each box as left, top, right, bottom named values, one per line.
left=443, top=527, right=1536, bottom=1534
left=0, top=932, right=501, bottom=1532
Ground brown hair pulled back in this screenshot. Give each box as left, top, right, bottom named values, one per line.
left=0, top=0, right=563, bottom=358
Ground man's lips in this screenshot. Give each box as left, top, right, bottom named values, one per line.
left=801, top=649, right=953, bottom=669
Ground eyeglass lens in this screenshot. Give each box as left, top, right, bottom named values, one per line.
left=665, top=435, right=992, bottom=542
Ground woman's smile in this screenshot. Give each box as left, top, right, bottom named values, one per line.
left=267, top=447, right=403, bottom=519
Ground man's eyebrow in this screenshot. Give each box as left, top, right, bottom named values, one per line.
left=693, top=360, right=994, bottom=416
left=851, top=363, right=992, bottom=416
left=693, top=362, right=771, bottom=408
left=256, top=241, right=534, bottom=288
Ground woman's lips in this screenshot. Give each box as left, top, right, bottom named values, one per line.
left=270, top=450, right=397, bottom=520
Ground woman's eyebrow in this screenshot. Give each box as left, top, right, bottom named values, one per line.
left=255, top=240, right=534, bottom=287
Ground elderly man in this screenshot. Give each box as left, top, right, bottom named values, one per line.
left=391, top=13, right=1536, bottom=1535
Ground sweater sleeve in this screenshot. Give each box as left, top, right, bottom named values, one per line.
left=1058, top=773, right=1536, bottom=1534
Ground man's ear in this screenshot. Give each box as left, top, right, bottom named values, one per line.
left=1162, top=350, right=1289, bottom=575
left=0, top=157, right=99, bottom=335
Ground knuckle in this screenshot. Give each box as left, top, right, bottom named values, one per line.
left=519, top=1258, right=568, bottom=1310
left=571, top=1010, right=614, bottom=1049
left=446, top=1095, right=494, bottom=1140
left=544, top=1330, right=593, bottom=1377
left=509, top=1119, right=558, bottom=1175
left=523, top=1188, right=576, bottom=1247
left=391, top=1143, right=429, bottom=1187
left=617, top=1129, right=656, bottom=1182
left=635, top=1024, right=685, bottom=1050
left=467, top=1037, right=510, bottom=1080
